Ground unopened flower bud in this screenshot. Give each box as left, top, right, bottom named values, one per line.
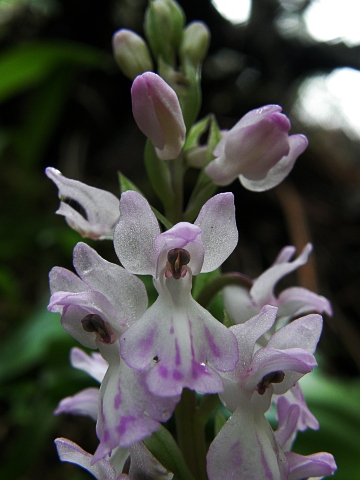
left=144, top=0, right=185, bottom=64
left=112, top=29, right=153, bottom=80
left=180, top=21, right=210, bottom=66
left=131, top=72, right=186, bottom=160
left=206, top=105, right=308, bottom=192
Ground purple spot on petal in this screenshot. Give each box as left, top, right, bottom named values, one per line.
left=103, top=429, right=110, bottom=443
left=158, top=365, right=168, bottom=378
left=116, top=416, right=136, bottom=436
left=170, top=326, right=174, bottom=334
left=205, top=326, right=221, bottom=358
left=139, top=328, right=155, bottom=354
left=173, top=369, right=183, bottom=381
left=175, top=338, right=181, bottom=366
left=114, top=393, right=121, bottom=410
left=191, top=360, right=209, bottom=379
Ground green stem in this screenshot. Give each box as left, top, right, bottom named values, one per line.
left=165, top=155, right=184, bottom=224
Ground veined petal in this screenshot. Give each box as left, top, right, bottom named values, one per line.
left=55, top=437, right=118, bottom=480
left=114, top=191, right=160, bottom=275
left=250, top=243, right=313, bottom=306
left=194, top=193, right=238, bottom=272
left=120, top=277, right=237, bottom=396
left=286, top=451, right=337, bottom=480
left=93, top=358, right=178, bottom=461
left=54, top=387, right=99, bottom=421
left=207, top=403, right=289, bottom=480
left=46, top=167, right=120, bottom=240
left=73, top=242, right=148, bottom=325
left=70, top=347, right=108, bottom=383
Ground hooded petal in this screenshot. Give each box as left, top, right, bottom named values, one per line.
left=194, top=192, right=238, bottom=272
left=239, top=134, right=308, bottom=192
left=286, top=451, right=337, bottom=480
left=46, top=167, right=120, bottom=240
left=277, top=286, right=332, bottom=318
left=114, top=191, right=160, bottom=275
left=223, top=284, right=258, bottom=324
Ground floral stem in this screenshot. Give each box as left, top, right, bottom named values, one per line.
left=175, top=388, right=207, bottom=480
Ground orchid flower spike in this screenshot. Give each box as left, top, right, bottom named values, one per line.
left=205, top=105, right=308, bottom=191
left=114, top=190, right=239, bottom=397
left=46, top=167, right=120, bottom=240
left=206, top=305, right=333, bottom=480
left=223, top=243, right=332, bottom=327
left=131, top=72, right=186, bottom=160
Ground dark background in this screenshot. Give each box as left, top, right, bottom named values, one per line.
left=0, top=0, right=359, bottom=478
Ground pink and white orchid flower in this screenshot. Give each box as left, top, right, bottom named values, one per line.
left=205, top=105, right=308, bottom=191
left=206, top=305, right=332, bottom=480
left=223, top=243, right=332, bottom=328
left=114, top=191, right=239, bottom=397
left=46, top=167, right=120, bottom=240
left=49, top=243, right=179, bottom=461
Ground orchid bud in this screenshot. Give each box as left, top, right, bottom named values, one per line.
left=144, top=0, right=185, bottom=65
left=112, top=29, right=153, bottom=80
left=131, top=71, right=186, bottom=160
left=205, top=105, right=308, bottom=192
left=180, top=21, right=210, bottom=66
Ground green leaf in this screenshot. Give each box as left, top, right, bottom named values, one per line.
left=183, top=115, right=210, bottom=151
left=143, top=425, right=195, bottom=480
left=0, top=303, right=70, bottom=383
left=0, top=41, right=110, bottom=103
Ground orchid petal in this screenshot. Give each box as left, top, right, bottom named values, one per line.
left=250, top=243, right=312, bottom=306
left=55, top=437, right=117, bottom=480
left=49, top=266, right=86, bottom=296
left=70, top=347, right=108, bottom=383
left=114, top=191, right=160, bottom=275
left=120, top=277, right=238, bottom=397
left=207, top=404, right=289, bottom=480
left=93, top=357, right=178, bottom=461
left=275, top=383, right=319, bottom=431
left=55, top=387, right=99, bottom=421
left=73, top=242, right=148, bottom=325
left=274, top=402, right=300, bottom=452
left=277, top=286, right=332, bottom=317
left=239, top=134, right=308, bottom=192
left=230, top=305, right=278, bottom=367
left=223, top=284, right=257, bottom=324
left=194, top=193, right=238, bottom=272
left=46, top=167, right=120, bottom=240
left=267, top=314, right=323, bottom=354
left=286, top=451, right=337, bottom=480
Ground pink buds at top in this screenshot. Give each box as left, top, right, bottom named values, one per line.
left=131, top=72, right=186, bottom=160
left=206, top=105, right=308, bottom=192
left=112, top=29, right=154, bottom=80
